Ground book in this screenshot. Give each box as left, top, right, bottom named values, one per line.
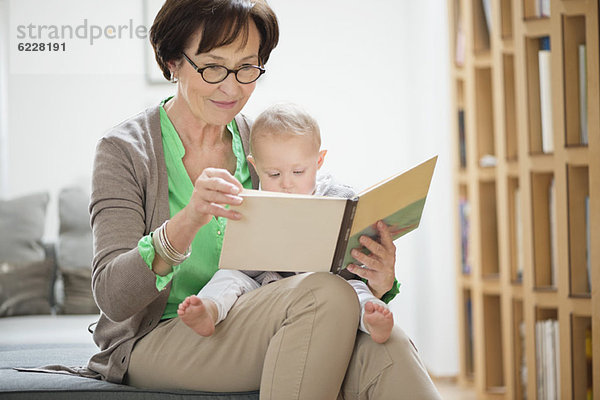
left=540, top=0, right=550, bottom=18
left=459, top=196, right=471, bottom=274
left=536, top=319, right=559, bottom=399
left=218, top=156, right=437, bottom=273
left=579, top=44, right=588, bottom=145
left=458, top=109, right=466, bottom=168
left=539, top=37, right=553, bottom=154
left=482, top=0, right=492, bottom=35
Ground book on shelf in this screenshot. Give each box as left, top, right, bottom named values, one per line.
left=579, top=44, right=588, bottom=145
left=536, top=321, right=544, bottom=399
left=549, top=178, right=557, bottom=287
left=540, top=0, right=550, bottom=18
left=458, top=109, right=466, bottom=168
left=465, top=296, right=474, bottom=374
left=459, top=196, right=470, bottom=274
left=481, top=0, right=491, bottom=35
left=219, top=156, right=437, bottom=273
left=586, top=195, right=591, bottom=292
left=536, top=319, right=560, bottom=400
left=539, top=36, right=553, bottom=154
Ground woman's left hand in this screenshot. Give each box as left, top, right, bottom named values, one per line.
left=346, top=220, right=396, bottom=299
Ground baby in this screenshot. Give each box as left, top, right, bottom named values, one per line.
left=178, top=103, right=394, bottom=343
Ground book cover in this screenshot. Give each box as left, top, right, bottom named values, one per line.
left=539, top=37, right=553, bottom=154
left=219, top=156, right=437, bottom=273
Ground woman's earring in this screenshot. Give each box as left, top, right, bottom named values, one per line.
left=170, top=71, right=178, bottom=83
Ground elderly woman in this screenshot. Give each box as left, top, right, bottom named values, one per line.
left=87, top=0, right=441, bottom=398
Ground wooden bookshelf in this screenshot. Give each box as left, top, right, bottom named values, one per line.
left=448, top=0, right=599, bottom=399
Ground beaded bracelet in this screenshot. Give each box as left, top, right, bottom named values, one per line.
left=152, top=220, right=191, bottom=266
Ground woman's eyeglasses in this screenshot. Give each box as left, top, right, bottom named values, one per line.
left=182, top=53, right=265, bottom=84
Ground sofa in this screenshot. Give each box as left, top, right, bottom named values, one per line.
left=0, top=189, right=259, bottom=399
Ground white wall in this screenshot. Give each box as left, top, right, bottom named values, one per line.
left=0, top=0, right=9, bottom=196
left=1, top=0, right=457, bottom=376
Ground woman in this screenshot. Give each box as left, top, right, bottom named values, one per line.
left=88, top=0, right=441, bottom=398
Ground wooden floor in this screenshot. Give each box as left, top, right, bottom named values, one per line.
left=433, top=378, right=477, bottom=400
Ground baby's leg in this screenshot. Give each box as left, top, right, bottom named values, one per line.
left=347, top=279, right=394, bottom=344
left=178, top=270, right=260, bottom=336
left=178, top=296, right=218, bottom=336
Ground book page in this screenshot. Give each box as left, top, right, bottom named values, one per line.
left=351, top=156, right=437, bottom=236
left=219, top=190, right=347, bottom=272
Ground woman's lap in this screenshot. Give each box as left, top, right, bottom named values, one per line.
left=126, top=272, right=360, bottom=398
left=340, top=326, right=442, bottom=400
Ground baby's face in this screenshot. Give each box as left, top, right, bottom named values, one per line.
left=249, top=135, right=325, bottom=195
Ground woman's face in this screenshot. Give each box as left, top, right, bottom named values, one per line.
left=174, top=21, right=261, bottom=126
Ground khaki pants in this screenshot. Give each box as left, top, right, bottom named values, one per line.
left=126, top=272, right=441, bottom=400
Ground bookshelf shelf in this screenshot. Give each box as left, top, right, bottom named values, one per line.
left=500, top=0, right=514, bottom=39
left=479, top=181, right=500, bottom=278
left=525, top=35, right=554, bottom=155
left=567, top=164, right=590, bottom=297
left=531, top=171, right=556, bottom=290
left=562, top=14, right=588, bottom=148
left=448, top=0, right=598, bottom=398
left=484, top=294, right=505, bottom=390
left=503, top=53, right=518, bottom=161
left=522, top=0, right=551, bottom=21
left=571, top=314, right=593, bottom=400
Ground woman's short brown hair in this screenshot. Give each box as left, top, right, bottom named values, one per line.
left=150, top=0, right=279, bottom=81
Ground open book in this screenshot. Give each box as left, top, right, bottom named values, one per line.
left=219, top=156, right=437, bottom=273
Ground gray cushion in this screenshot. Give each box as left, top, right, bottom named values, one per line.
left=56, top=187, right=98, bottom=315
left=0, top=259, right=53, bottom=317
left=0, top=192, right=49, bottom=264
left=0, top=344, right=259, bottom=399
left=57, top=187, right=92, bottom=270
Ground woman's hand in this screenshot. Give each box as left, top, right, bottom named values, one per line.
left=346, top=221, right=396, bottom=299
left=153, top=168, right=244, bottom=277
left=184, top=167, right=244, bottom=227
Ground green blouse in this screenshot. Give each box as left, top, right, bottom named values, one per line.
left=138, top=100, right=252, bottom=320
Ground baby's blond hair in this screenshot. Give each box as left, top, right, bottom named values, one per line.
left=249, top=103, right=321, bottom=155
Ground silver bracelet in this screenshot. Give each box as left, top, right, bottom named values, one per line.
left=152, top=220, right=191, bottom=266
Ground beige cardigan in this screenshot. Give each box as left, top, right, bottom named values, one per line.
left=86, top=105, right=258, bottom=382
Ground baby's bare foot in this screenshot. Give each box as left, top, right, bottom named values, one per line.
left=363, top=301, right=394, bottom=344
left=177, top=296, right=218, bottom=337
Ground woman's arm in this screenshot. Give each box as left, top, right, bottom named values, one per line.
left=346, top=220, right=397, bottom=299
left=90, top=137, right=164, bottom=321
